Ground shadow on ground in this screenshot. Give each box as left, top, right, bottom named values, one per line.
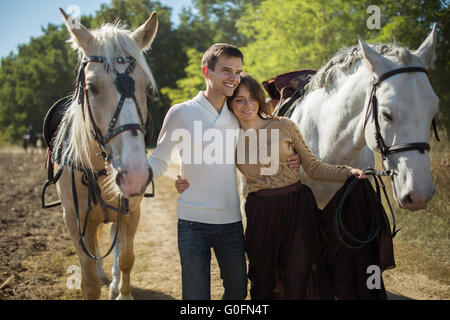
left=387, top=291, right=412, bottom=300
left=132, top=286, right=177, bottom=300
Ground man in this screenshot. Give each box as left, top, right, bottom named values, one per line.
left=147, top=43, right=300, bottom=300
left=23, top=125, right=34, bottom=151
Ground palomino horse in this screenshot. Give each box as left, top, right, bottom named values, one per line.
left=289, top=26, right=439, bottom=211
left=52, top=9, right=158, bottom=299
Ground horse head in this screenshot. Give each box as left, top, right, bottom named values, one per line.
left=359, top=25, right=439, bottom=211
left=60, top=9, right=158, bottom=198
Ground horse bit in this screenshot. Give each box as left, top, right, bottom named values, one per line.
left=335, top=66, right=440, bottom=249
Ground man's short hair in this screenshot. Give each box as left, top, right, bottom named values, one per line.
left=201, top=43, right=244, bottom=71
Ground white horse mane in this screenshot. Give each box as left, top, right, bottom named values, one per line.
left=54, top=22, right=156, bottom=171
left=305, top=42, right=423, bottom=93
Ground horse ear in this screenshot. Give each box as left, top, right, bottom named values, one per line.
left=413, top=23, right=437, bottom=69
left=59, top=8, right=95, bottom=53
left=358, top=36, right=391, bottom=76
left=131, top=12, right=158, bottom=51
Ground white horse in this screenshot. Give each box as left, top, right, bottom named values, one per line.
left=53, top=10, right=158, bottom=299
left=290, top=26, right=439, bottom=211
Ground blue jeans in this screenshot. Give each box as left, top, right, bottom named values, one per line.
left=177, top=219, right=248, bottom=300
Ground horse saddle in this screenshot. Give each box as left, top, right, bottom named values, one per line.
left=262, top=69, right=316, bottom=117
left=43, top=95, right=73, bottom=149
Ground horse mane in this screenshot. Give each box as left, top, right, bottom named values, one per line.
left=53, top=22, right=156, bottom=171
left=305, top=42, right=422, bottom=93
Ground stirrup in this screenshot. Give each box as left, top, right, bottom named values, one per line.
left=144, top=180, right=155, bottom=198
left=41, top=180, right=62, bottom=208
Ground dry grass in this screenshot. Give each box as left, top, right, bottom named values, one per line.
left=375, top=131, right=449, bottom=289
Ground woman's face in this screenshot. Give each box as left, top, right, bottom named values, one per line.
left=230, top=84, right=259, bottom=122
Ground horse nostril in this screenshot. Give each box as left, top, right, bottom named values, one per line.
left=115, top=169, right=128, bottom=186
left=402, top=193, right=413, bottom=204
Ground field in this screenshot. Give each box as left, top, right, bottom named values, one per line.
left=0, top=145, right=448, bottom=300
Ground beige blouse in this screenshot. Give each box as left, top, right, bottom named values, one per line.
left=236, top=117, right=352, bottom=197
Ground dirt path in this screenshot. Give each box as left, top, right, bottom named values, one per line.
left=0, top=146, right=448, bottom=300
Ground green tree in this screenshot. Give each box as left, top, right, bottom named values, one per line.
left=0, top=23, right=78, bottom=142
left=161, top=48, right=204, bottom=105
left=177, top=0, right=263, bottom=51
left=239, top=0, right=371, bottom=81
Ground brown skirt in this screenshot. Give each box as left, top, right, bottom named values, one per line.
left=244, top=178, right=395, bottom=300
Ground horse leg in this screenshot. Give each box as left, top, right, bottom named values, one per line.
left=78, top=222, right=103, bottom=299
left=95, top=224, right=108, bottom=284
left=109, top=222, right=121, bottom=300
left=116, top=210, right=140, bottom=300
left=63, top=209, right=102, bottom=299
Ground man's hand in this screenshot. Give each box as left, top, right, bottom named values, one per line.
left=286, top=144, right=301, bottom=170
left=175, top=175, right=190, bottom=194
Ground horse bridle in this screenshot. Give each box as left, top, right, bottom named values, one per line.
left=68, top=55, right=154, bottom=260
left=75, top=55, right=152, bottom=161
left=364, top=66, right=440, bottom=167
left=336, top=66, right=440, bottom=249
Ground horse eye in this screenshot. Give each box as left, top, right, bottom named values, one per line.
left=382, top=112, right=393, bottom=122
left=87, top=84, right=99, bottom=95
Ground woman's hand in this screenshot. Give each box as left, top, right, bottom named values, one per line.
left=175, top=175, right=190, bottom=194
left=349, top=168, right=370, bottom=179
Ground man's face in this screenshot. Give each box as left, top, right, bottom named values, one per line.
left=204, top=55, right=243, bottom=97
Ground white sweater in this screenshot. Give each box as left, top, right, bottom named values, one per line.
left=148, top=92, right=242, bottom=224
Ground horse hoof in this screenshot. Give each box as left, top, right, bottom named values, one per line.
left=109, top=286, right=119, bottom=300
left=109, top=280, right=119, bottom=299
left=116, top=293, right=134, bottom=300
left=109, top=291, right=119, bottom=300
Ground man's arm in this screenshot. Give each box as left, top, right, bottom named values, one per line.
left=147, top=106, right=181, bottom=179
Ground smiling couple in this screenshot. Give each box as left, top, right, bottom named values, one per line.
left=146, top=43, right=367, bottom=300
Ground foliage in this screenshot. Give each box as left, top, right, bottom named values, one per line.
left=0, top=24, right=77, bottom=142
left=160, top=48, right=204, bottom=105
left=239, top=0, right=370, bottom=81
left=177, top=0, right=263, bottom=51
left=0, top=0, right=448, bottom=144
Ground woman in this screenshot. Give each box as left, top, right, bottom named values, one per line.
left=175, top=73, right=382, bottom=300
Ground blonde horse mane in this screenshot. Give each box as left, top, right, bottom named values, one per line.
left=53, top=21, right=156, bottom=172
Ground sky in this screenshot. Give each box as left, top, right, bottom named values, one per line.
left=0, top=0, right=193, bottom=59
